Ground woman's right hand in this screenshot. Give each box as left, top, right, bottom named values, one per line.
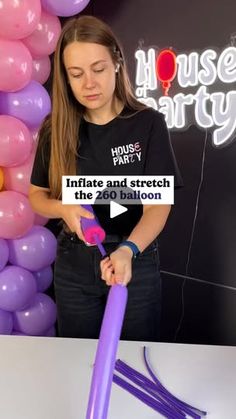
left=59, top=204, right=94, bottom=241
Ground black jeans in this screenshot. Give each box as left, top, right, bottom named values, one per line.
left=54, top=231, right=161, bottom=341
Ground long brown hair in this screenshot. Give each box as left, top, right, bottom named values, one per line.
left=40, top=15, right=146, bottom=199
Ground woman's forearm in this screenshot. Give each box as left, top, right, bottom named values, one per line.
left=127, top=204, right=171, bottom=252
left=29, top=188, right=63, bottom=219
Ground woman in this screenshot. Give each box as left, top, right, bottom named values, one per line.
left=29, top=15, right=182, bottom=341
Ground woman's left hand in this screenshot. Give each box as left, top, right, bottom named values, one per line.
left=100, top=246, right=133, bottom=286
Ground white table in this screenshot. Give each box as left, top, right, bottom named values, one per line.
left=0, top=336, right=235, bottom=418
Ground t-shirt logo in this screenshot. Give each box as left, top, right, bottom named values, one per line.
left=111, top=142, right=142, bottom=166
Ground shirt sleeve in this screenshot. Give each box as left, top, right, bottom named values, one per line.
left=30, top=137, right=50, bottom=188
left=144, top=111, right=183, bottom=188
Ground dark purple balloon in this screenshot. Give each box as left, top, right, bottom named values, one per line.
left=0, top=80, right=51, bottom=128
left=8, top=225, right=57, bottom=272
left=0, top=265, right=37, bottom=311
left=0, top=308, right=13, bottom=334
left=0, top=239, right=9, bottom=272
left=33, top=265, right=53, bottom=292
left=13, top=292, right=57, bottom=335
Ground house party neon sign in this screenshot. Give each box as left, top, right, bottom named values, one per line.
left=135, top=45, right=236, bottom=146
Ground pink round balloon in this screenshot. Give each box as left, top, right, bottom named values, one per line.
left=3, top=152, right=35, bottom=196
left=0, top=115, right=32, bottom=168
left=0, top=265, right=37, bottom=312
left=0, top=0, right=41, bottom=40
left=8, top=225, right=57, bottom=271
left=0, top=39, right=32, bottom=92
left=34, top=213, right=49, bottom=226
left=0, top=191, right=34, bottom=239
left=32, top=55, right=51, bottom=85
left=23, top=11, right=61, bottom=57
left=13, top=293, right=57, bottom=335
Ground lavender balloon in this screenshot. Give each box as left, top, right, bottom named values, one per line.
left=0, top=239, right=9, bottom=272
left=8, top=225, right=57, bottom=272
left=0, top=309, right=13, bottom=334
left=41, top=0, right=90, bottom=17
left=0, top=81, right=51, bottom=128
left=13, top=293, right=57, bottom=336
left=86, top=285, right=128, bottom=419
left=0, top=265, right=37, bottom=312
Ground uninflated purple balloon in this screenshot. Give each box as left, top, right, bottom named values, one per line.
left=0, top=239, right=9, bottom=272
left=41, top=0, right=90, bottom=17
left=0, top=308, right=13, bottom=334
left=8, top=225, right=57, bottom=272
left=0, top=81, right=51, bottom=128
left=33, top=265, right=53, bottom=292
left=0, top=191, right=34, bottom=239
left=13, top=293, right=57, bottom=336
left=0, top=265, right=37, bottom=312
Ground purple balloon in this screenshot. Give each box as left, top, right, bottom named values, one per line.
left=0, top=265, right=37, bottom=312
left=33, top=265, right=53, bottom=292
left=0, top=239, right=9, bottom=272
left=0, top=81, right=51, bottom=128
left=13, top=293, right=57, bottom=336
left=0, top=308, right=13, bottom=334
left=8, top=225, right=57, bottom=272
left=41, top=0, right=90, bottom=17
left=42, top=325, right=56, bottom=337
left=86, top=285, right=128, bottom=419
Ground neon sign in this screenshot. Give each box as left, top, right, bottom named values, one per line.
left=135, top=44, right=236, bottom=146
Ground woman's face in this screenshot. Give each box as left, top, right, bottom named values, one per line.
left=63, top=41, right=117, bottom=115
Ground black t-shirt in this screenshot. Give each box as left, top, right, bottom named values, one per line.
left=31, top=107, right=182, bottom=235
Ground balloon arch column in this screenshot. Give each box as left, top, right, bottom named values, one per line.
left=0, top=0, right=90, bottom=337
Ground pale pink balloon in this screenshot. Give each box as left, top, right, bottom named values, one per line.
left=3, top=152, right=35, bottom=196
left=32, top=55, right=51, bottom=85
left=0, top=0, right=41, bottom=40
left=34, top=214, right=49, bottom=226
left=23, top=11, right=61, bottom=57
left=0, top=191, right=34, bottom=239
left=0, top=115, right=32, bottom=168
left=0, top=39, right=33, bottom=92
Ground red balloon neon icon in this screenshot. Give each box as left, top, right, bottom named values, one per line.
left=156, top=49, right=177, bottom=95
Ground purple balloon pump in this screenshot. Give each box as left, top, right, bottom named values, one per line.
left=80, top=205, right=106, bottom=255
left=80, top=205, right=128, bottom=419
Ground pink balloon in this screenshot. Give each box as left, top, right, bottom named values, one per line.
left=0, top=39, right=32, bottom=92
left=23, top=11, right=61, bottom=57
left=0, top=0, right=41, bottom=40
left=3, top=152, right=35, bottom=196
left=0, top=115, right=32, bottom=167
left=32, top=55, right=51, bottom=85
left=34, top=214, right=49, bottom=226
left=13, top=293, right=57, bottom=335
left=0, top=191, right=34, bottom=239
